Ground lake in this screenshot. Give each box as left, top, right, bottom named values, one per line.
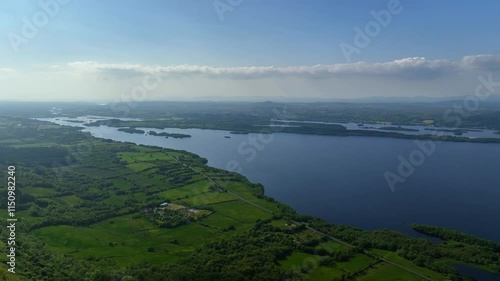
left=454, top=264, right=500, bottom=281
left=38, top=117, right=500, bottom=242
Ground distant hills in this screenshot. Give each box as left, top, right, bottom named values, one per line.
left=190, top=94, right=500, bottom=103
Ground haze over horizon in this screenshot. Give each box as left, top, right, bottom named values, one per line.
left=2, top=0, right=500, bottom=101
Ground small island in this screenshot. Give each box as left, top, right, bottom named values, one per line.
left=378, top=126, right=419, bottom=132
left=117, top=128, right=146, bottom=134
left=148, top=131, right=191, bottom=138
left=424, top=128, right=469, bottom=134
left=64, top=120, right=85, bottom=123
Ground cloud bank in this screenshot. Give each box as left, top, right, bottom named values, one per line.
left=66, top=54, right=500, bottom=80
left=2, top=54, right=500, bottom=101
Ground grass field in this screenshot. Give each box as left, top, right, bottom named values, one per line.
left=218, top=181, right=281, bottom=213
left=74, top=167, right=117, bottom=178
left=175, top=191, right=237, bottom=206
left=370, top=249, right=447, bottom=280
left=307, top=266, right=345, bottom=280
left=336, top=254, right=376, bottom=272
left=157, top=181, right=211, bottom=200
left=199, top=212, right=249, bottom=233
left=269, top=219, right=289, bottom=230
left=23, top=187, right=59, bottom=197
left=315, top=240, right=350, bottom=253
left=100, top=195, right=127, bottom=207
left=127, top=162, right=157, bottom=172
left=110, top=177, right=133, bottom=190
left=278, top=248, right=438, bottom=281
left=210, top=200, right=272, bottom=224
left=44, top=195, right=84, bottom=206
left=358, top=263, right=425, bottom=281
left=32, top=214, right=229, bottom=266
left=280, top=252, right=320, bottom=270
left=117, top=151, right=175, bottom=163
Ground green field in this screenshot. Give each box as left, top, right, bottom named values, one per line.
left=370, top=249, right=447, bottom=280
left=175, top=191, right=237, bottom=205
left=280, top=252, right=319, bottom=270
left=210, top=200, right=272, bottom=223
left=358, top=263, right=425, bottom=281
left=44, top=195, right=84, bottom=206
left=32, top=214, right=221, bottom=266
left=23, top=187, right=59, bottom=197
left=158, top=181, right=211, bottom=200
left=307, top=266, right=345, bottom=280
left=315, top=240, right=350, bottom=253
left=74, top=167, right=118, bottom=178
left=336, top=254, right=376, bottom=272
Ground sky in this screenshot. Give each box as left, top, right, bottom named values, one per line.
left=1, top=0, right=500, bottom=101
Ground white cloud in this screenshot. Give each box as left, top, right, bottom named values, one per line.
left=65, top=55, right=500, bottom=81
left=461, top=54, right=500, bottom=71
left=2, top=54, right=500, bottom=101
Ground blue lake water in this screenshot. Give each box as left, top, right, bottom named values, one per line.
left=38, top=117, right=500, bottom=242
left=454, top=264, right=500, bottom=281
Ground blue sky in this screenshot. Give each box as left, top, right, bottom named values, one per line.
left=2, top=0, right=500, bottom=101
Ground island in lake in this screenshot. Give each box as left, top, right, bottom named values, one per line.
left=148, top=130, right=191, bottom=138
left=117, top=127, right=146, bottom=134
left=64, top=119, right=86, bottom=123
left=378, top=126, right=419, bottom=132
